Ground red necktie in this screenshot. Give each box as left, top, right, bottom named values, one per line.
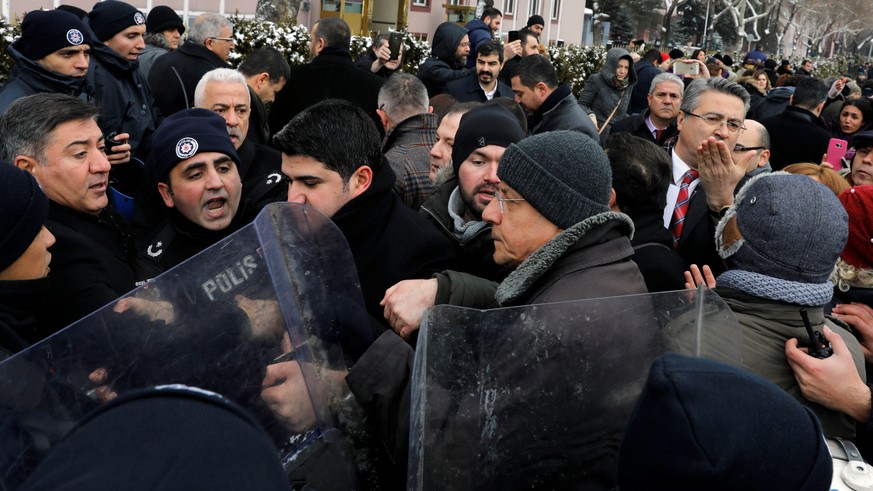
left=655, top=128, right=664, bottom=141
left=670, top=169, right=699, bottom=247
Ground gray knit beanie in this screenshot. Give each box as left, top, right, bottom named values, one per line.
left=497, top=131, right=612, bottom=229
left=715, top=172, right=848, bottom=305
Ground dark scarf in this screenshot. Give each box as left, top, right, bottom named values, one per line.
left=529, top=83, right=572, bottom=130
left=612, top=76, right=630, bottom=90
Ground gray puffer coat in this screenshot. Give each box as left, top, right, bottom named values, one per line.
left=578, top=48, right=637, bottom=137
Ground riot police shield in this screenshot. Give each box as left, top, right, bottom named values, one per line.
left=408, top=286, right=741, bottom=490
left=0, top=203, right=372, bottom=490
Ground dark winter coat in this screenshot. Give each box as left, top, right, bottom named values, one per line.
left=137, top=32, right=171, bottom=80
left=444, top=72, right=513, bottom=103
left=749, top=85, right=793, bottom=120
left=86, top=43, right=158, bottom=159
left=530, top=84, right=600, bottom=141
left=628, top=59, right=661, bottom=114
left=417, top=23, right=474, bottom=98
left=0, top=278, right=47, bottom=359
left=610, top=110, right=679, bottom=145
left=760, top=105, right=830, bottom=170
left=267, top=47, right=384, bottom=136
left=148, top=41, right=231, bottom=117
left=0, top=43, right=91, bottom=114
left=246, top=86, right=269, bottom=146
left=628, top=212, right=687, bottom=292
left=38, top=204, right=136, bottom=334
left=578, top=48, right=637, bottom=137
left=331, top=164, right=455, bottom=328
left=419, top=175, right=504, bottom=281
left=463, top=18, right=493, bottom=69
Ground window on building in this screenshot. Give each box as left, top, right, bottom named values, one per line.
left=504, top=0, right=515, bottom=14
left=528, top=0, right=540, bottom=16
left=551, top=0, right=560, bottom=19
left=412, top=0, right=428, bottom=6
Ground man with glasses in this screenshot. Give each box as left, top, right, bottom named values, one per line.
left=731, top=119, right=772, bottom=190
left=760, top=76, right=830, bottom=170
left=149, top=13, right=234, bottom=116
left=417, top=21, right=474, bottom=97
left=665, top=77, right=752, bottom=275
left=612, top=72, right=683, bottom=145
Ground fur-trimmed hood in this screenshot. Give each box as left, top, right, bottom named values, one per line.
left=495, top=211, right=634, bottom=305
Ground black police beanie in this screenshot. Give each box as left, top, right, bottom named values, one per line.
left=18, top=10, right=91, bottom=61
left=617, top=353, right=833, bottom=491
left=0, top=164, right=50, bottom=272
left=146, top=6, right=185, bottom=35
left=87, top=0, right=145, bottom=42
left=498, top=130, right=612, bottom=229
left=451, top=105, right=525, bottom=176
left=526, top=15, right=545, bottom=27
left=148, top=108, right=241, bottom=183
left=57, top=4, right=88, bottom=19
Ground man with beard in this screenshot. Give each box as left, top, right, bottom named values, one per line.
left=417, top=22, right=474, bottom=98
left=418, top=104, right=525, bottom=282
left=427, top=101, right=480, bottom=182
left=463, top=7, right=501, bottom=69
left=134, top=109, right=246, bottom=280
left=268, top=17, right=384, bottom=136
left=445, top=41, right=513, bottom=103
left=612, top=72, right=683, bottom=145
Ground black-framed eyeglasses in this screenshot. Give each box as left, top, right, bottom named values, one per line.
left=209, top=36, right=236, bottom=43
left=734, top=144, right=766, bottom=152
left=683, top=111, right=746, bottom=134
left=494, top=191, right=526, bottom=214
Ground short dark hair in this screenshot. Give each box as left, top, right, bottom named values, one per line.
left=604, top=132, right=672, bottom=216
left=481, top=7, right=501, bottom=20
left=238, top=46, right=291, bottom=84
left=485, top=97, right=527, bottom=134
left=643, top=48, right=661, bottom=64
left=313, top=17, right=351, bottom=49
left=273, top=99, right=383, bottom=182
left=518, top=27, right=537, bottom=46
left=513, top=54, right=559, bottom=90
left=791, top=76, right=828, bottom=110
left=0, top=93, right=100, bottom=163
left=477, top=40, right=503, bottom=63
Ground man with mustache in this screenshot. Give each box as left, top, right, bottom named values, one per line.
left=0, top=93, right=137, bottom=334
left=445, top=41, right=513, bottom=103
left=134, top=109, right=246, bottom=280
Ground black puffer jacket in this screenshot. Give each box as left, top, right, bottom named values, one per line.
left=417, top=23, right=474, bottom=98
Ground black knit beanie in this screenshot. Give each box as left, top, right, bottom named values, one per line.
left=87, top=0, right=145, bottom=42
left=618, top=353, right=832, bottom=490
left=0, top=164, right=50, bottom=272
left=526, top=15, right=545, bottom=27
left=451, top=105, right=525, bottom=176
left=148, top=108, right=240, bottom=183
left=146, top=6, right=185, bottom=35
left=497, top=130, right=612, bottom=229
left=17, top=10, right=91, bottom=61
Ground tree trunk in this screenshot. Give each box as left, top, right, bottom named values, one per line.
left=662, top=2, right=677, bottom=46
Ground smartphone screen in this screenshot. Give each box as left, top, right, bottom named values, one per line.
left=508, top=30, right=519, bottom=43
left=826, top=138, right=848, bottom=169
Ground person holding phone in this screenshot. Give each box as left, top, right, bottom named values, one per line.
left=828, top=98, right=873, bottom=152
left=355, top=32, right=403, bottom=79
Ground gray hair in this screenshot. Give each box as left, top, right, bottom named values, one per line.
left=377, top=73, right=429, bottom=123
left=649, top=72, right=684, bottom=97
left=680, top=77, right=751, bottom=115
left=0, top=93, right=100, bottom=164
left=188, top=13, right=231, bottom=44
left=194, top=68, right=250, bottom=107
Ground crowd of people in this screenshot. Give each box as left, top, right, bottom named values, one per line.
left=2, top=2, right=873, bottom=488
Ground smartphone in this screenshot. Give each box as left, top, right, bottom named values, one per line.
left=388, top=31, right=403, bottom=61
left=826, top=138, right=848, bottom=169
left=673, top=62, right=699, bottom=76
left=508, top=30, right=519, bottom=43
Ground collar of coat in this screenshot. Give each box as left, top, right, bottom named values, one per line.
left=495, top=211, right=635, bottom=305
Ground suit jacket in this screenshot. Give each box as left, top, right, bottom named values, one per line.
left=676, top=182, right=726, bottom=277
left=760, top=106, right=830, bottom=170
left=268, top=47, right=384, bottom=135
left=444, top=74, right=513, bottom=103
left=610, top=111, right=678, bottom=145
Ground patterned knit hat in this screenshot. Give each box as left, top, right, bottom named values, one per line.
left=497, top=131, right=612, bottom=229
left=715, top=172, right=848, bottom=305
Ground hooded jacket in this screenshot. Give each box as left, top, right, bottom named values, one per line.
left=0, top=42, right=92, bottom=114
left=417, top=23, right=474, bottom=97
left=578, top=48, right=638, bottom=136
left=463, top=18, right=492, bottom=68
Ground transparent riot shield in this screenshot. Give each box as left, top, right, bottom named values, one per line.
left=0, top=203, right=372, bottom=490
left=408, top=286, right=741, bottom=490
